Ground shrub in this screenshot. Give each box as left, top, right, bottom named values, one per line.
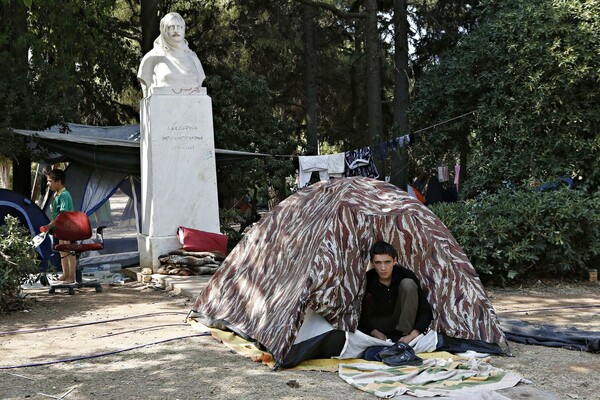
left=431, top=188, right=600, bottom=285
left=0, top=215, right=40, bottom=313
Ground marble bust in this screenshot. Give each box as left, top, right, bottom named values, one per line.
left=137, top=12, right=206, bottom=97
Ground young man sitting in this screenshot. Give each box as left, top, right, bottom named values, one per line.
left=359, top=240, right=433, bottom=344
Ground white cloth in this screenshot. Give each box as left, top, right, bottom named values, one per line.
left=409, top=329, right=438, bottom=354
left=298, top=155, right=330, bottom=188
left=326, top=153, right=346, bottom=177
left=336, top=329, right=392, bottom=359
left=293, top=309, right=334, bottom=344
left=298, top=153, right=346, bottom=188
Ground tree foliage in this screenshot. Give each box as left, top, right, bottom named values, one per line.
left=1, top=0, right=598, bottom=203
left=0, top=215, right=40, bottom=313
left=409, top=0, right=600, bottom=197
left=0, top=0, right=140, bottom=161
left=432, top=187, right=600, bottom=284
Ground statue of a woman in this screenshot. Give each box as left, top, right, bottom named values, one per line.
left=137, top=12, right=205, bottom=97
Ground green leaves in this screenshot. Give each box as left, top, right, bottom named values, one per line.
left=410, top=0, right=600, bottom=197
left=0, top=216, right=40, bottom=314
left=432, top=187, right=600, bottom=285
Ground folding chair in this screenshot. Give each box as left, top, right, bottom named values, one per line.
left=48, top=211, right=105, bottom=295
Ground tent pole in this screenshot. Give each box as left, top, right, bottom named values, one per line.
left=31, top=163, right=43, bottom=200
left=130, top=175, right=141, bottom=234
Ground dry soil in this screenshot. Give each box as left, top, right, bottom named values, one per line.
left=0, top=280, right=598, bottom=400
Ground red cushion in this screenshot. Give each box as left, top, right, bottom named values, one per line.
left=177, top=226, right=228, bottom=255
left=55, top=243, right=104, bottom=252
left=54, top=211, right=92, bottom=241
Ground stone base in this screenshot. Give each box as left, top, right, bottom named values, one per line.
left=138, top=234, right=181, bottom=271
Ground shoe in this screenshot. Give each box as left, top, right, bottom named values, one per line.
left=378, top=341, right=422, bottom=366
left=377, top=341, right=411, bottom=358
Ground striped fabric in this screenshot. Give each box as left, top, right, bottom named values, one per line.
left=192, top=177, right=505, bottom=366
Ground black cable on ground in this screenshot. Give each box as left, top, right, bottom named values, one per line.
left=0, top=312, right=189, bottom=336
left=0, top=333, right=210, bottom=370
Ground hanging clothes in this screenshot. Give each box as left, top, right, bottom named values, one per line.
left=454, top=163, right=461, bottom=192
left=326, top=153, right=345, bottom=178
left=344, top=147, right=379, bottom=179
left=298, top=155, right=329, bottom=188
left=298, top=153, right=347, bottom=188
left=437, top=165, right=449, bottom=182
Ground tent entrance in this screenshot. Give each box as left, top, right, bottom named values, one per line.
left=78, top=186, right=139, bottom=269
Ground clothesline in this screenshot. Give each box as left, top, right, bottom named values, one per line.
left=294, top=110, right=477, bottom=187
left=269, top=110, right=477, bottom=159
left=411, top=110, right=476, bottom=135
left=388, top=110, right=476, bottom=182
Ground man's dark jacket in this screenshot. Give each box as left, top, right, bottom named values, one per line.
left=359, top=264, right=433, bottom=336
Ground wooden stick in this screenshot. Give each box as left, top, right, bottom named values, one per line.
left=4, top=371, right=34, bottom=380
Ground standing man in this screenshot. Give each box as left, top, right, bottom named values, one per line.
left=359, top=240, right=433, bottom=343
left=43, top=169, right=76, bottom=283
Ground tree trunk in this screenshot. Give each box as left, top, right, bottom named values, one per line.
left=303, top=4, right=319, bottom=155
left=390, top=0, right=410, bottom=189
left=12, top=154, right=31, bottom=198
left=458, top=132, right=468, bottom=197
left=5, top=0, right=31, bottom=197
left=364, top=0, right=384, bottom=176
left=364, top=0, right=383, bottom=143
left=0, top=158, right=11, bottom=189
left=141, top=0, right=161, bottom=54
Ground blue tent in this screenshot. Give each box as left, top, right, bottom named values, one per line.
left=0, top=189, right=61, bottom=272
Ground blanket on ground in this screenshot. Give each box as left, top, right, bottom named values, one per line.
left=191, top=320, right=525, bottom=399
left=500, top=318, right=600, bottom=352
left=339, top=358, right=526, bottom=399
left=190, top=319, right=461, bottom=372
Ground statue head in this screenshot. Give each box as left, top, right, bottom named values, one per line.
left=138, top=11, right=206, bottom=96
left=159, top=12, right=186, bottom=50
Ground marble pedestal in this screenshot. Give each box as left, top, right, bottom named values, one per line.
left=138, top=90, right=220, bottom=270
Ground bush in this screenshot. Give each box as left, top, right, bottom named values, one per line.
left=431, top=188, right=600, bottom=285
left=0, top=215, right=40, bottom=313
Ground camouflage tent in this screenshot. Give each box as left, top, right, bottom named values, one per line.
left=192, top=177, right=505, bottom=367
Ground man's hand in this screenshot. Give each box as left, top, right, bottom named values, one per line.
left=399, top=329, right=420, bottom=344
left=370, top=329, right=387, bottom=340
left=43, top=221, right=55, bottom=232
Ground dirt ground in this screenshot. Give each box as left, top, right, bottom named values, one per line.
left=0, top=279, right=598, bottom=400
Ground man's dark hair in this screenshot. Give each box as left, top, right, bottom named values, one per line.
left=369, top=240, right=398, bottom=260
left=46, top=168, right=66, bottom=184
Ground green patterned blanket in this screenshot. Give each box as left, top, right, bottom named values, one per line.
left=339, top=358, right=526, bottom=399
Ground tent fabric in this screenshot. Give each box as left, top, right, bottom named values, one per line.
left=13, top=123, right=272, bottom=174
left=192, top=177, right=505, bottom=366
left=56, top=165, right=139, bottom=267
left=0, top=189, right=60, bottom=272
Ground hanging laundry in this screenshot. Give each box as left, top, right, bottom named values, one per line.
left=386, top=138, right=398, bottom=151
left=454, top=163, right=461, bottom=192
left=394, top=134, right=411, bottom=148
left=298, top=155, right=329, bottom=188
left=438, top=165, right=449, bottom=182
left=326, top=153, right=345, bottom=178
left=344, top=147, right=379, bottom=179
left=390, top=133, right=414, bottom=149
left=298, top=153, right=347, bottom=188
